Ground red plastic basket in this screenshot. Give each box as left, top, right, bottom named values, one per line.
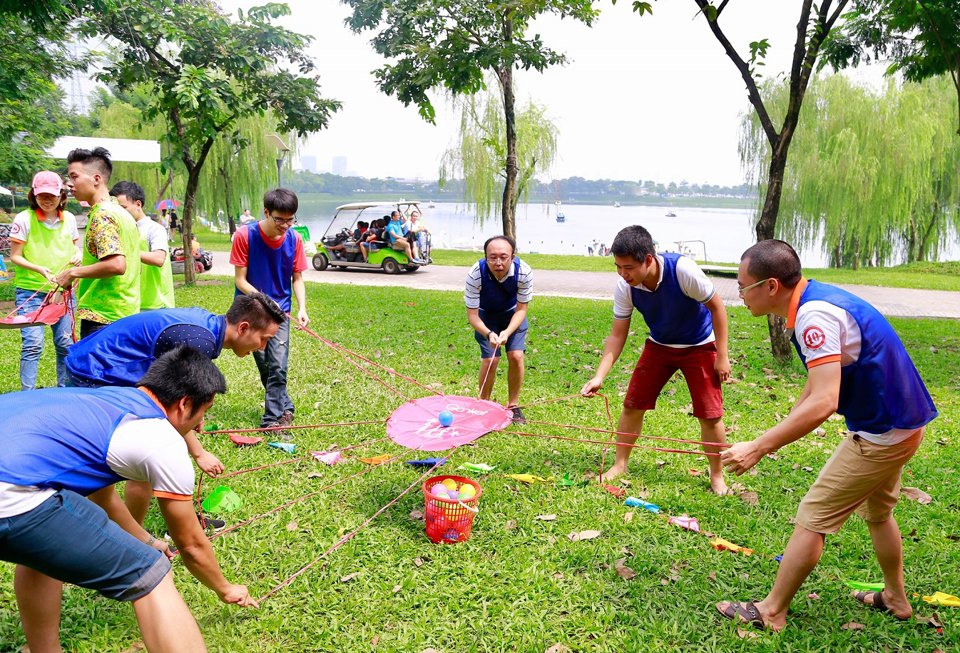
left=422, top=475, right=482, bottom=544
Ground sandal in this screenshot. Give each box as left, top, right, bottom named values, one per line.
left=717, top=601, right=767, bottom=630
left=851, top=590, right=909, bottom=621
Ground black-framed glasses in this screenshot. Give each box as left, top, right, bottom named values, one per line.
left=737, top=277, right=772, bottom=297
left=270, top=214, right=297, bottom=226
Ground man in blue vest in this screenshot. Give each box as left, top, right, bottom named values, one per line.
left=230, top=188, right=310, bottom=436
left=581, top=225, right=731, bottom=491
left=465, top=235, right=534, bottom=423
left=64, top=292, right=286, bottom=524
left=0, top=347, right=256, bottom=653
left=716, top=239, right=938, bottom=631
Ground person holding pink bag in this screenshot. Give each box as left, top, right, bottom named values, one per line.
left=8, top=171, right=82, bottom=390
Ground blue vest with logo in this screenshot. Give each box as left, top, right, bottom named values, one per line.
left=0, top=387, right=168, bottom=495
left=65, top=308, right=225, bottom=386
left=791, top=280, right=938, bottom=434
left=630, top=253, right=713, bottom=345
left=237, top=222, right=296, bottom=312
left=478, top=258, right=522, bottom=316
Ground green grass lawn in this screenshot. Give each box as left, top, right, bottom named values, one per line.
left=1, top=280, right=956, bottom=652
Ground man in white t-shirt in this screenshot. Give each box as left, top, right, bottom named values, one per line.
left=581, top=225, right=731, bottom=491
left=111, top=181, right=176, bottom=311
left=0, top=346, right=257, bottom=652
left=716, top=239, right=937, bottom=632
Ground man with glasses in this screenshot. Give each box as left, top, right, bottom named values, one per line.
left=580, top=225, right=731, bottom=490
left=715, top=239, right=937, bottom=632
left=229, top=188, right=310, bottom=437
left=465, top=235, right=533, bottom=423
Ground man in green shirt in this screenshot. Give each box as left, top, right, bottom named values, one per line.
left=111, top=181, right=176, bottom=311
left=55, top=147, right=141, bottom=339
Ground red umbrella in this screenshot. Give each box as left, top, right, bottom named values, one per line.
left=154, top=199, right=182, bottom=210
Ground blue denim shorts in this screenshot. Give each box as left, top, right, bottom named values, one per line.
left=474, top=309, right=528, bottom=358
left=0, top=490, right=170, bottom=601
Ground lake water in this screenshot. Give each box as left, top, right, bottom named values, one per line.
left=292, top=198, right=959, bottom=268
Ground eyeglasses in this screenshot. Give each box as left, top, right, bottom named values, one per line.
left=737, top=278, right=772, bottom=297
left=486, top=255, right=513, bottom=263
left=270, top=214, right=297, bottom=226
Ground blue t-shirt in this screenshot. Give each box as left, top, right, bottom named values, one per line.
left=66, top=307, right=226, bottom=386
left=385, top=221, right=404, bottom=242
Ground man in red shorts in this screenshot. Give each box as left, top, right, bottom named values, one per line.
left=581, top=225, right=731, bottom=493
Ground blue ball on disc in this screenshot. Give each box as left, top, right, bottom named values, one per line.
left=438, top=410, right=454, bottom=427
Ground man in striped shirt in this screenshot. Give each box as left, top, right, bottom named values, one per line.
left=464, top=236, right=534, bottom=423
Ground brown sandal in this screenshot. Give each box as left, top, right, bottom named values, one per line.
left=852, top=590, right=909, bottom=621
left=717, top=601, right=767, bottom=630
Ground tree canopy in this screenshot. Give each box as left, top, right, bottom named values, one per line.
left=344, top=0, right=598, bottom=240
left=440, top=88, right=559, bottom=226
left=79, top=0, right=340, bottom=282
left=822, top=0, right=960, bottom=134
left=742, top=74, right=960, bottom=268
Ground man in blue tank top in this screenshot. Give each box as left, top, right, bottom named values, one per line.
left=717, top=240, right=938, bottom=632
left=581, top=225, right=731, bottom=492
left=0, top=347, right=257, bottom=652
left=230, top=188, right=310, bottom=436
left=64, top=292, right=286, bottom=524
left=465, top=236, right=534, bottom=422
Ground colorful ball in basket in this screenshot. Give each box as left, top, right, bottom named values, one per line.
left=421, top=475, right=482, bottom=544
left=438, top=410, right=454, bottom=427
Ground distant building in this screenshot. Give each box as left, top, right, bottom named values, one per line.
left=332, top=156, right=347, bottom=176
left=300, top=155, right=317, bottom=174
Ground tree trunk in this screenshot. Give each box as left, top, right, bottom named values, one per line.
left=182, top=167, right=200, bottom=285
left=917, top=205, right=941, bottom=263
left=222, top=168, right=236, bottom=235
left=754, top=147, right=793, bottom=362
left=498, top=16, right=518, bottom=243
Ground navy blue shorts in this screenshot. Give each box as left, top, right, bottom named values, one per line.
left=0, top=490, right=170, bottom=601
left=474, top=309, right=528, bottom=358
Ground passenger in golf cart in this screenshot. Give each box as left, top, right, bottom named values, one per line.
left=313, top=201, right=432, bottom=275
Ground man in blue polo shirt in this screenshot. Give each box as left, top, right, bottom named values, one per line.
left=0, top=347, right=257, bottom=653
left=465, top=235, right=533, bottom=423
left=230, top=188, right=310, bottom=436
left=64, top=292, right=285, bottom=524
left=716, top=239, right=938, bottom=632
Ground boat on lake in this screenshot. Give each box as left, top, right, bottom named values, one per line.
left=665, top=210, right=677, bottom=217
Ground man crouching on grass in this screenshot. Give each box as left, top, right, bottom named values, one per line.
left=716, top=239, right=937, bottom=631
left=0, top=346, right=256, bottom=653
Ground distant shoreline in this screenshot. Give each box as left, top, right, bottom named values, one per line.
left=295, top=193, right=757, bottom=211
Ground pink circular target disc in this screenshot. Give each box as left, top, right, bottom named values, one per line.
left=387, top=395, right=514, bottom=451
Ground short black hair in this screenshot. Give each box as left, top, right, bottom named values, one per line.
left=611, top=225, right=656, bottom=260
left=66, top=147, right=113, bottom=181
left=138, top=345, right=227, bottom=416
left=263, top=188, right=298, bottom=214
left=225, top=292, right=287, bottom=330
left=484, top=235, right=516, bottom=256
left=741, top=239, right=802, bottom=289
left=109, top=180, right=145, bottom=206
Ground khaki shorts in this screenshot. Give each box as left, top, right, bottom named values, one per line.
left=795, top=428, right=924, bottom=534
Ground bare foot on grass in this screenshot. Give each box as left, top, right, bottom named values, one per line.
left=709, top=472, right=729, bottom=496
left=599, top=462, right=627, bottom=483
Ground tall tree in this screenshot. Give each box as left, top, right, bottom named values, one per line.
left=634, top=0, right=857, bottom=361
left=343, top=0, right=598, bottom=242
left=743, top=74, right=960, bottom=268
left=822, top=0, right=960, bottom=134
left=0, top=12, right=90, bottom=184
left=439, top=89, right=560, bottom=228
left=82, top=0, right=339, bottom=282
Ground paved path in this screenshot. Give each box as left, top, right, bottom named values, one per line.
left=209, top=251, right=960, bottom=319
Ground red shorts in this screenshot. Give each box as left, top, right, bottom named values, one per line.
left=623, top=339, right=723, bottom=419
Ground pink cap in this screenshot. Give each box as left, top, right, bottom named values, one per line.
left=32, top=171, right=64, bottom=195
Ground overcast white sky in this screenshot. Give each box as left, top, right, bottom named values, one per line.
left=217, top=1, right=880, bottom=186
